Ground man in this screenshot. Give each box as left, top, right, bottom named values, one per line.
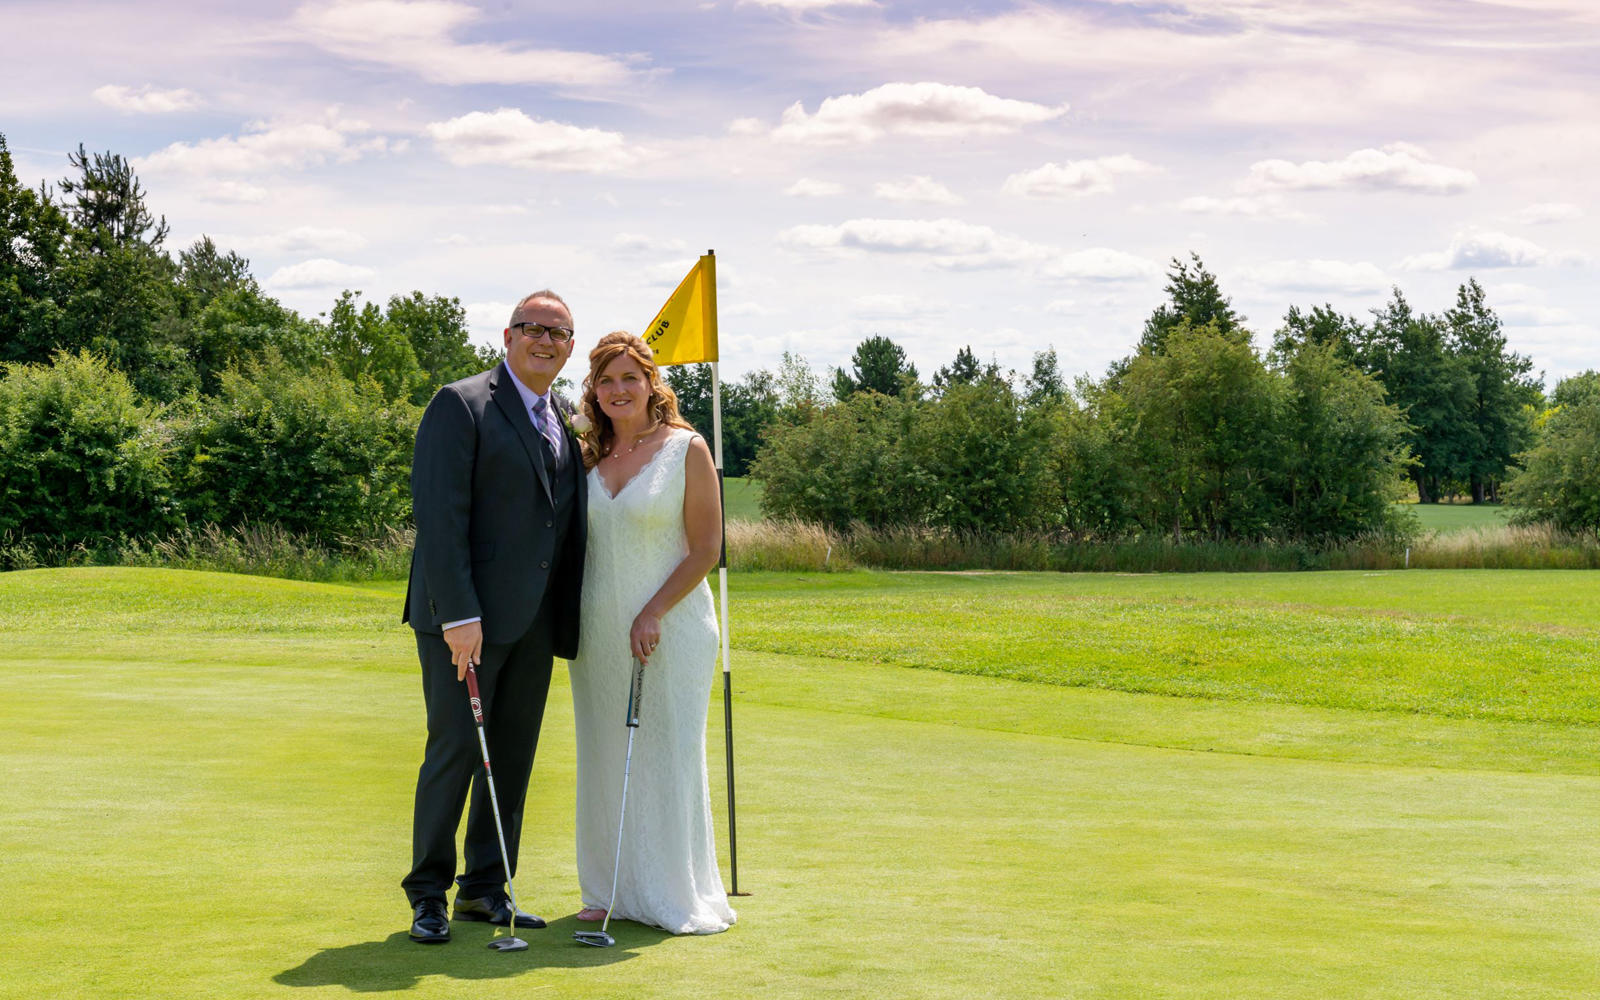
left=400, top=290, right=587, bottom=943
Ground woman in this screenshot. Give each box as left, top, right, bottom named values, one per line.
left=566, top=331, right=737, bottom=935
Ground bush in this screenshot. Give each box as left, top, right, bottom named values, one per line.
left=907, top=380, right=1058, bottom=534
left=175, top=356, right=417, bottom=540
left=0, top=350, right=178, bottom=545
left=1504, top=372, right=1600, bottom=535
left=752, top=392, right=932, bottom=529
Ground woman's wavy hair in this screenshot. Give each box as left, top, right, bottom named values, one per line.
left=578, top=331, right=694, bottom=469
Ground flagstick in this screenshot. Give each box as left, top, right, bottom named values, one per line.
left=711, top=358, right=748, bottom=898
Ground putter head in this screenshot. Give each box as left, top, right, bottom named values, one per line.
left=487, top=936, right=529, bottom=952
left=573, top=930, right=615, bottom=948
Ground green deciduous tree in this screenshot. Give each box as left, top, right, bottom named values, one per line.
left=0, top=134, right=71, bottom=365
left=1354, top=289, right=1473, bottom=503
left=1116, top=321, right=1280, bottom=539
left=1503, top=371, right=1600, bottom=534
left=1274, top=342, right=1412, bottom=540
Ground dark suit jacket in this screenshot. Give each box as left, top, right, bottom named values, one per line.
left=402, top=363, right=587, bottom=656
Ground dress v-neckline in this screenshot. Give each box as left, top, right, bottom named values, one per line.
left=595, top=430, right=678, bottom=501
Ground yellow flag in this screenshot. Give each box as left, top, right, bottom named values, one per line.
left=644, top=253, right=718, bottom=366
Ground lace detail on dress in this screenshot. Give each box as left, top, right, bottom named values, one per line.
left=568, top=429, right=735, bottom=934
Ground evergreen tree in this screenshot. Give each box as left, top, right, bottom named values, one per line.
left=932, top=345, right=983, bottom=390
left=1443, top=279, right=1541, bottom=502
left=832, top=334, right=918, bottom=399
left=1138, top=253, right=1244, bottom=356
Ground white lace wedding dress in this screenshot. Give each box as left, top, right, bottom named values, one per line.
left=568, top=428, right=737, bottom=935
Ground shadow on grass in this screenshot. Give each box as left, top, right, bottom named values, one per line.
left=274, top=916, right=669, bottom=992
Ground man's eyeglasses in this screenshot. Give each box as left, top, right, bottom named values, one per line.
left=511, top=322, right=574, bottom=344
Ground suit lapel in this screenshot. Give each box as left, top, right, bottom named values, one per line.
left=490, top=364, right=554, bottom=504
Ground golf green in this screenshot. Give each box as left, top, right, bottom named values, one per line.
left=3, top=567, right=1598, bottom=999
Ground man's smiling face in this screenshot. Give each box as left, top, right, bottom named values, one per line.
left=502, top=295, right=575, bottom=393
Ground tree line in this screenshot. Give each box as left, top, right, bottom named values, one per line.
left=0, top=134, right=496, bottom=549
left=686, top=256, right=1590, bottom=542
left=2, top=134, right=1594, bottom=560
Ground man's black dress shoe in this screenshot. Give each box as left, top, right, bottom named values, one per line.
left=453, top=894, right=547, bottom=929
left=409, top=899, right=450, bottom=943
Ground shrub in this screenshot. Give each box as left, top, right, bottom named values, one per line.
left=1504, top=372, right=1600, bottom=535
left=0, top=350, right=178, bottom=545
left=175, top=356, right=417, bottom=540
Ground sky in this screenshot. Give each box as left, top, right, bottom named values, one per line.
left=3, top=0, right=1596, bottom=387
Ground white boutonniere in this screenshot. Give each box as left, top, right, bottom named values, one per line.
left=565, top=410, right=593, bottom=435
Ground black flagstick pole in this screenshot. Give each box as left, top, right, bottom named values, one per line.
left=706, top=249, right=749, bottom=897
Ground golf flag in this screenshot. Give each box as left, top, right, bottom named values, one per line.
left=645, top=253, right=718, bottom=365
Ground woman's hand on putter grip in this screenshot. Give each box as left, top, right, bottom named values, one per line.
left=630, top=607, right=662, bottom=664
left=444, top=620, right=483, bottom=681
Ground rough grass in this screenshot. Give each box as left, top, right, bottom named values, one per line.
left=5, top=567, right=1600, bottom=999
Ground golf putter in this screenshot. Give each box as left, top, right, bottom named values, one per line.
left=574, top=655, right=646, bottom=948
left=464, top=664, right=530, bottom=953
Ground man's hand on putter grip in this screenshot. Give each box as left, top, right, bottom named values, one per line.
left=444, top=620, right=483, bottom=681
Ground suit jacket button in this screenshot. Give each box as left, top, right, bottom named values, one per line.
left=540, top=560, right=549, bottom=569
left=546, top=520, right=553, bottom=528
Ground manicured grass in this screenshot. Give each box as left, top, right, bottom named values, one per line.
left=724, top=570, right=1600, bottom=725
left=5, top=567, right=1600, bottom=999
left=721, top=475, right=763, bottom=521
left=1399, top=502, right=1511, bottom=534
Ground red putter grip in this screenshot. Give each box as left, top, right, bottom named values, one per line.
left=464, top=665, right=485, bottom=724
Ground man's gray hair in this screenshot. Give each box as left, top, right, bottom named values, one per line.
left=510, top=289, right=571, bottom=324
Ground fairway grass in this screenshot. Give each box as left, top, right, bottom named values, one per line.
left=4, top=568, right=1600, bottom=999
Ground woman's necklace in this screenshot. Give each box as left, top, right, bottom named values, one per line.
left=606, top=422, right=660, bottom=461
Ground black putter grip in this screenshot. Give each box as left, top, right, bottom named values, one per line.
left=626, top=656, right=644, bottom=728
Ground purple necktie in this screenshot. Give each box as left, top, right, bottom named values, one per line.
left=530, top=395, right=562, bottom=462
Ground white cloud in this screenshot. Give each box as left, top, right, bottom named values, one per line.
left=1244, top=144, right=1476, bottom=194
left=425, top=108, right=645, bottom=172
left=781, top=217, right=1002, bottom=256
left=1510, top=202, right=1583, bottom=225
left=136, top=121, right=367, bottom=175
left=236, top=226, right=370, bottom=255
left=739, top=0, right=876, bottom=8
left=780, top=217, right=1156, bottom=279
left=784, top=178, right=845, bottom=197
left=610, top=233, right=689, bottom=257
left=1178, top=194, right=1310, bottom=221
left=92, top=84, right=200, bottom=113
left=1399, top=230, right=1583, bottom=270
left=723, top=302, right=776, bottom=318
left=1043, top=299, right=1077, bottom=315
left=850, top=293, right=945, bottom=317
left=436, top=233, right=471, bottom=246
left=195, top=181, right=268, bottom=204
left=771, top=82, right=1066, bottom=144
left=1038, top=249, right=1160, bottom=282
left=466, top=300, right=514, bottom=341
left=266, top=258, right=377, bottom=289
left=1240, top=259, right=1391, bottom=293
left=1500, top=303, right=1576, bottom=327
left=1002, top=155, right=1156, bottom=198
left=873, top=175, right=962, bottom=205
left=292, top=0, right=637, bottom=89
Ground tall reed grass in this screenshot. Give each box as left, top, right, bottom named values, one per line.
left=725, top=518, right=1600, bottom=573
left=5, top=519, right=1595, bottom=581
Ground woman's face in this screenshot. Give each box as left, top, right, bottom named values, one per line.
left=595, top=353, right=652, bottom=426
